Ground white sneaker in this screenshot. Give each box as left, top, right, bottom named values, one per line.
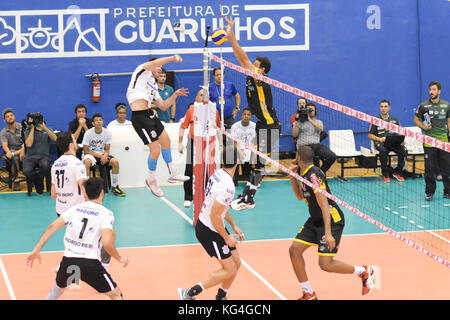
left=168, top=172, right=190, bottom=183
left=360, top=265, right=375, bottom=295
left=231, top=198, right=255, bottom=211
left=184, top=200, right=191, bottom=207
left=145, top=178, right=164, bottom=197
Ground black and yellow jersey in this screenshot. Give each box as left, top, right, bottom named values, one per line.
left=246, top=69, right=280, bottom=127
left=300, top=165, right=344, bottom=225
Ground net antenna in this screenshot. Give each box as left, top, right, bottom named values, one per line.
left=219, top=1, right=225, bottom=130
left=202, top=25, right=212, bottom=202
left=192, top=24, right=218, bottom=226
left=203, top=25, right=211, bottom=103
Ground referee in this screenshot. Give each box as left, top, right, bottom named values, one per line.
left=288, top=146, right=376, bottom=300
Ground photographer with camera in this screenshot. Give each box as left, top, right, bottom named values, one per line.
left=292, top=102, right=336, bottom=175
left=23, top=112, right=57, bottom=195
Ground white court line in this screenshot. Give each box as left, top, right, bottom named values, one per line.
left=426, top=230, right=450, bottom=244
left=160, top=196, right=193, bottom=225
left=0, top=257, right=16, bottom=300
left=0, top=232, right=390, bottom=257
left=384, top=207, right=450, bottom=244
left=159, top=196, right=287, bottom=300
left=241, top=260, right=287, bottom=300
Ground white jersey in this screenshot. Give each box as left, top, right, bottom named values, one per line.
left=231, top=121, right=256, bottom=162
left=199, top=169, right=235, bottom=233
left=126, top=63, right=161, bottom=105
left=51, top=154, right=88, bottom=214
left=61, top=201, right=115, bottom=260
left=106, top=119, right=132, bottom=129
left=82, top=127, right=112, bottom=155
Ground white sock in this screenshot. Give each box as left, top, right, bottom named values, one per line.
left=112, top=174, right=119, bottom=187
left=46, top=282, right=65, bottom=300
left=300, top=280, right=313, bottom=294
left=167, top=163, right=175, bottom=175
left=148, top=171, right=157, bottom=181
left=353, top=266, right=366, bottom=275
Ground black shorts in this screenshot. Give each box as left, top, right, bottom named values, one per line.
left=294, top=214, right=344, bottom=256
left=131, top=109, right=165, bottom=145
left=55, top=256, right=117, bottom=293
left=195, top=219, right=236, bottom=260
left=94, top=155, right=114, bottom=164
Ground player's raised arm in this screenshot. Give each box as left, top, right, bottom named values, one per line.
left=224, top=16, right=254, bottom=71
left=142, top=55, right=183, bottom=72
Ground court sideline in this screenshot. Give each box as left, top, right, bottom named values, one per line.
left=0, top=179, right=449, bottom=300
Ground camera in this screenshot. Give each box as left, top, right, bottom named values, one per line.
left=297, top=107, right=313, bottom=122
left=27, top=112, right=44, bottom=126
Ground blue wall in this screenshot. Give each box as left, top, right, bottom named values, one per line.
left=1, top=0, right=449, bottom=152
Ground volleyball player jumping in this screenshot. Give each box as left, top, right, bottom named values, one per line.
left=127, top=55, right=190, bottom=197
left=224, top=16, right=282, bottom=211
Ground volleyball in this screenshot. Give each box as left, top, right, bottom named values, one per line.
left=211, top=29, right=227, bottom=45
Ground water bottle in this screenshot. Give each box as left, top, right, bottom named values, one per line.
left=423, top=112, right=431, bottom=126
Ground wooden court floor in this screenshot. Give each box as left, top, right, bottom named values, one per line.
left=0, top=177, right=448, bottom=300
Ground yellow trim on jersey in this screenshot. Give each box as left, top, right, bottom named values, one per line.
left=301, top=164, right=314, bottom=176
left=256, top=85, right=274, bottom=125
left=254, top=67, right=274, bottom=125
left=312, top=184, right=326, bottom=193
left=329, top=206, right=342, bottom=223
left=294, top=238, right=318, bottom=247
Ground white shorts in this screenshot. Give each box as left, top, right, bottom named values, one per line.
left=82, top=154, right=97, bottom=166
left=241, top=149, right=252, bottom=163
left=82, top=154, right=114, bottom=167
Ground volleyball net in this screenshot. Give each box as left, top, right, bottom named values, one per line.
left=191, top=49, right=449, bottom=268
